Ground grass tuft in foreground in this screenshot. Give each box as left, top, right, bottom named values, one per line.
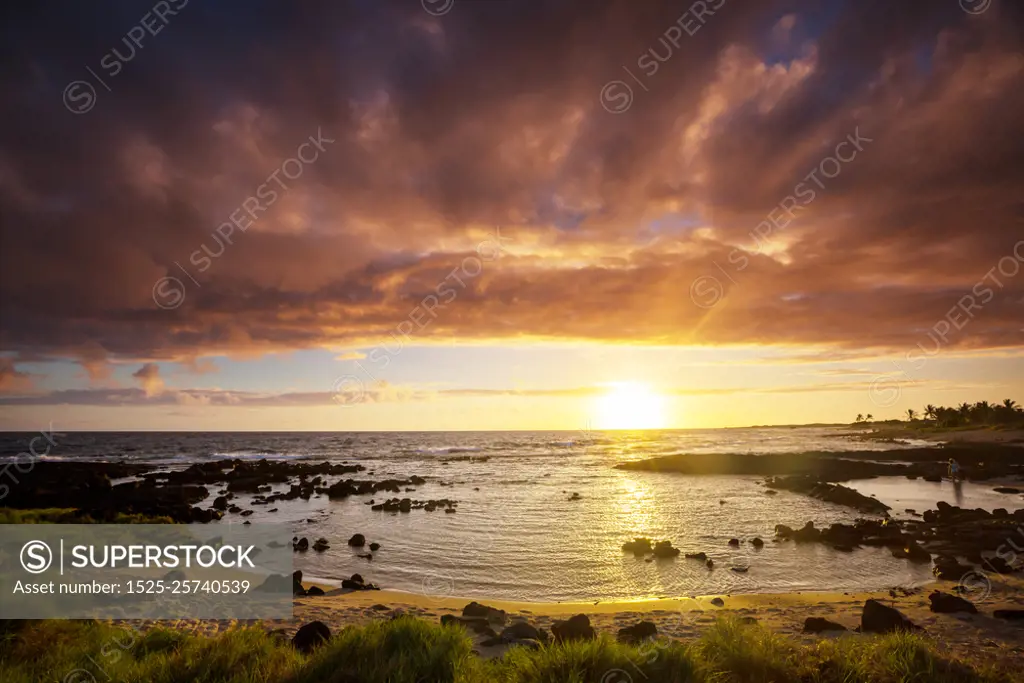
left=0, top=616, right=1015, bottom=683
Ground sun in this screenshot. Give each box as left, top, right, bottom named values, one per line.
left=593, top=382, right=668, bottom=430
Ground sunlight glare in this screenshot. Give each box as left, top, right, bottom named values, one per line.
left=594, top=382, right=668, bottom=430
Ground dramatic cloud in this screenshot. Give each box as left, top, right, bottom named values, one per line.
left=0, top=358, right=36, bottom=393
left=131, top=362, right=164, bottom=397
left=1, top=0, right=1022, bottom=377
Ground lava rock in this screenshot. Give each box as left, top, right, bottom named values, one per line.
left=652, top=540, right=680, bottom=558
left=803, top=617, right=847, bottom=633
left=348, top=534, right=366, bottom=547
left=928, top=591, right=977, bottom=614
left=861, top=599, right=920, bottom=633
left=463, top=601, right=507, bottom=625
left=622, top=538, right=653, bottom=555
left=551, top=614, right=595, bottom=642
left=292, top=621, right=331, bottom=653
left=617, top=621, right=657, bottom=644
left=994, top=610, right=1024, bottom=620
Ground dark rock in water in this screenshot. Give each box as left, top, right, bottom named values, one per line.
left=832, top=545, right=855, bottom=553
left=239, top=509, right=254, bottom=517
left=928, top=591, right=977, bottom=614
left=243, top=520, right=251, bottom=525
left=568, top=492, right=582, bottom=501
left=993, top=487, right=1020, bottom=494
left=617, top=620, right=657, bottom=644
left=731, top=566, right=748, bottom=573
left=348, top=534, right=366, bottom=547
left=293, top=537, right=309, bottom=552
left=212, top=496, right=229, bottom=510
left=341, top=573, right=379, bottom=591
left=652, top=540, right=680, bottom=558
left=369, top=542, right=381, bottom=551
left=500, top=621, right=546, bottom=643
left=728, top=538, right=740, bottom=547
left=994, top=610, right=1024, bottom=620
left=922, top=474, right=942, bottom=483
left=765, top=476, right=892, bottom=514
left=932, top=556, right=973, bottom=581
left=622, top=538, right=654, bottom=555
left=463, top=601, right=507, bottom=625
left=306, top=586, right=325, bottom=597
left=892, top=541, right=931, bottom=564
left=751, top=537, right=764, bottom=548
left=312, top=538, right=329, bottom=552
left=357, top=553, right=373, bottom=560
left=861, top=599, right=920, bottom=633
left=706, top=559, right=714, bottom=569
left=685, top=552, right=708, bottom=561
left=776, top=522, right=824, bottom=543
left=292, top=621, right=330, bottom=653
left=803, top=617, right=847, bottom=633
left=710, top=597, right=724, bottom=607
left=292, top=570, right=306, bottom=596
left=551, top=614, right=596, bottom=642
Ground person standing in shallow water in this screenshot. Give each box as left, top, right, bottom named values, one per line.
left=947, top=458, right=961, bottom=482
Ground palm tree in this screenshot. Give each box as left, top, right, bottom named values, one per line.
left=924, top=404, right=937, bottom=421
left=1003, top=399, right=1018, bottom=411
left=865, top=414, right=874, bottom=422
left=855, top=414, right=864, bottom=423
left=906, top=408, right=917, bottom=422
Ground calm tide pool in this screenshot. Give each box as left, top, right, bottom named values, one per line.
left=3, top=429, right=1020, bottom=602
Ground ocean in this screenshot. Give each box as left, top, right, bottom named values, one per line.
left=2, top=427, right=1018, bottom=602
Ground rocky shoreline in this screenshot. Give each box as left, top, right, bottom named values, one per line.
left=616, top=443, right=1024, bottom=481
left=0, top=459, right=449, bottom=524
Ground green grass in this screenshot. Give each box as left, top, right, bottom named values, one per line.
left=0, top=616, right=1014, bottom=683
left=0, top=508, right=175, bottom=524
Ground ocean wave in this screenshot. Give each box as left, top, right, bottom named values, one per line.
left=410, top=446, right=484, bottom=455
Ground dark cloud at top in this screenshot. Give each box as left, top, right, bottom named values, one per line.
left=0, top=0, right=1022, bottom=384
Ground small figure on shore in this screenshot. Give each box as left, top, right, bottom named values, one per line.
left=947, top=458, right=961, bottom=482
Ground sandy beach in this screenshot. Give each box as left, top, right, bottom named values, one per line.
left=139, top=575, right=1023, bottom=668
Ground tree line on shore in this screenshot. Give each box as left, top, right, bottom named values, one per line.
left=854, top=399, right=1022, bottom=427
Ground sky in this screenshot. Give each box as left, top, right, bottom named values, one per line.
left=0, top=0, right=1022, bottom=431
